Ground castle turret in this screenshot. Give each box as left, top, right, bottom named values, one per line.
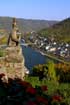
left=7, top=18, right=21, bottom=46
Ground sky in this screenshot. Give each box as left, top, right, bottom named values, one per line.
left=0, top=0, right=70, bottom=20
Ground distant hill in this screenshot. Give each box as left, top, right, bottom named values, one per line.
left=0, top=17, right=57, bottom=33
left=39, top=18, right=70, bottom=42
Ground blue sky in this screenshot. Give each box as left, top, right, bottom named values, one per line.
left=0, top=0, right=70, bottom=20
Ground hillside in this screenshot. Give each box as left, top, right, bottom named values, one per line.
left=39, top=18, right=70, bottom=42
left=0, top=17, right=57, bottom=33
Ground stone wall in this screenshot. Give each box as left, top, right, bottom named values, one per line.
left=0, top=46, right=28, bottom=80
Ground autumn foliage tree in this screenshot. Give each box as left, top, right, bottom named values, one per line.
left=55, top=63, right=70, bottom=82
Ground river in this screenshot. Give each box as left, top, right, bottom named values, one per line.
left=21, top=45, right=47, bottom=73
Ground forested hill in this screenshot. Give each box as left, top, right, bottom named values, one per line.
left=38, top=18, right=70, bottom=42
left=0, top=17, right=57, bottom=33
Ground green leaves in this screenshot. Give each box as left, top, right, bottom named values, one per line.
left=47, top=60, right=57, bottom=82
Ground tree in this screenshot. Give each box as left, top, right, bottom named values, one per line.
left=47, top=60, right=57, bottom=82
left=32, top=64, right=48, bottom=80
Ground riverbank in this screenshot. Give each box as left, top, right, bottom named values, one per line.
left=28, top=44, right=70, bottom=65
left=40, top=51, right=70, bottom=65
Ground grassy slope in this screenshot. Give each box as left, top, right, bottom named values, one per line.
left=39, top=18, right=70, bottom=42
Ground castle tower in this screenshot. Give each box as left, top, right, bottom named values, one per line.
left=5, top=18, right=27, bottom=80
left=11, top=18, right=18, bottom=41
left=7, top=18, right=20, bottom=46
